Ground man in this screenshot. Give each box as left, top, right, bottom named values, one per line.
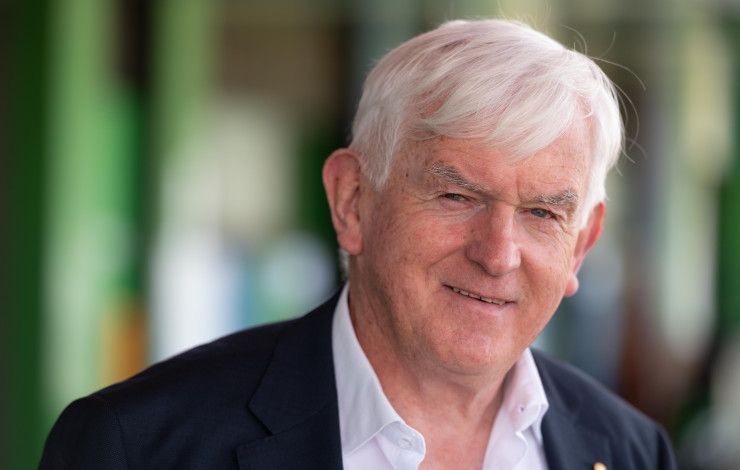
left=40, top=19, right=676, bottom=469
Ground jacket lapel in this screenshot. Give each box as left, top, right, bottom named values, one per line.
left=541, top=406, right=612, bottom=470
left=535, top=351, right=613, bottom=470
left=236, top=405, right=342, bottom=470
left=237, top=293, right=343, bottom=470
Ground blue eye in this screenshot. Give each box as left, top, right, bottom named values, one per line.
left=531, top=208, right=553, bottom=219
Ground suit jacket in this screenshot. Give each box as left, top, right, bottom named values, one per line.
left=40, top=292, right=676, bottom=469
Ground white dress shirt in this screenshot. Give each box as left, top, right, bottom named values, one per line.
left=332, top=284, right=550, bottom=469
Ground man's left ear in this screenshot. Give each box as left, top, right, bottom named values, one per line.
left=564, top=202, right=605, bottom=297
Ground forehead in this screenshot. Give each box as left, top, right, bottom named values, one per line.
left=400, top=127, right=591, bottom=185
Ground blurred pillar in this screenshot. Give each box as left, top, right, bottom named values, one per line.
left=718, top=20, right=740, bottom=335
left=646, top=8, right=731, bottom=425
left=151, top=0, right=214, bottom=160
left=149, top=0, right=218, bottom=359
left=676, top=15, right=740, bottom=468
left=4, top=1, right=51, bottom=468
left=346, top=0, right=419, bottom=111
left=43, top=0, right=141, bottom=428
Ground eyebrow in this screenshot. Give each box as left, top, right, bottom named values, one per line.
left=427, top=161, right=580, bottom=210
left=528, top=190, right=579, bottom=209
left=426, top=161, right=486, bottom=193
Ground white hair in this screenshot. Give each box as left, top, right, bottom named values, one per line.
left=349, top=19, right=623, bottom=225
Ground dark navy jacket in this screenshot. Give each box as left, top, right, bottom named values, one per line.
left=40, top=294, right=676, bottom=469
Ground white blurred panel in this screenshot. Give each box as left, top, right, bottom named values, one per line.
left=151, top=99, right=297, bottom=360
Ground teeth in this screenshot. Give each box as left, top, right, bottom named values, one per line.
left=481, top=296, right=505, bottom=305
left=451, top=287, right=506, bottom=305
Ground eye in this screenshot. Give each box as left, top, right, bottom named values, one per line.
left=438, top=193, right=472, bottom=210
left=530, top=208, right=554, bottom=219
left=442, top=193, right=467, bottom=202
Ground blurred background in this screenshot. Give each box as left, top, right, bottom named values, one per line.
left=2, top=0, right=739, bottom=468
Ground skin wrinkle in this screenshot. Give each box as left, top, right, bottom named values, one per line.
left=426, top=161, right=581, bottom=222
left=533, top=190, right=578, bottom=207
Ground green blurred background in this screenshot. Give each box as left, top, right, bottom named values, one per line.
left=3, top=0, right=740, bottom=468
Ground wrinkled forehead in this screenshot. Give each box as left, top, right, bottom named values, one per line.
left=398, top=115, right=594, bottom=174
left=389, top=127, right=596, bottom=225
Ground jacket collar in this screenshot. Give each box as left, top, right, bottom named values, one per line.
left=237, top=291, right=344, bottom=470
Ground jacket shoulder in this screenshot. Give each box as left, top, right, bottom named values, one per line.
left=533, top=350, right=650, bottom=424
left=40, top=317, right=300, bottom=469
left=533, top=350, right=676, bottom=469
left=101, top=318, right=294, bottom=400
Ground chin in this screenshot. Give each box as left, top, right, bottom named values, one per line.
left=431, top=335, right=514, bottom=376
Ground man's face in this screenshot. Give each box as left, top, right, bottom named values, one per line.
left=338, top=125, right=603, bottom=377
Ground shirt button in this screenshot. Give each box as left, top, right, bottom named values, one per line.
left=398, top=437, right=413, bottom=449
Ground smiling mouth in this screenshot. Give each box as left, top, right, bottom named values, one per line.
left=449, top=286, right=508, bottom=305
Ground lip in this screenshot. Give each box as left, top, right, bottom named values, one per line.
left=444, top=284, right=514, bottom=305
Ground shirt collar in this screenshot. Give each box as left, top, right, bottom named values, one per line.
left=499, top=348, right=550, bottom=443
left=331, top=283, right=550, bottom=451
left=332, top=284, right=405, bottom=453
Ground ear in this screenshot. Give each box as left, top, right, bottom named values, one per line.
left=564, top=202, right=605, bottom=297
left=322, top=148, right=364, bottom=256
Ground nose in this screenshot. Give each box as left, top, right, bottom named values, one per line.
left=465, top=206, right=521, bottom=276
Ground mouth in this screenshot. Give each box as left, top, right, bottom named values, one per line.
left=447, top=285, right=510, bottom=306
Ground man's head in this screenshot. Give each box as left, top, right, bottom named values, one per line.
left=323, top=19, right=621, bottom=378
left=350, top=19, right=622, bottom=223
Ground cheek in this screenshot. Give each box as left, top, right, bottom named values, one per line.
left=522, top=240, right=576, bottom=301
left=361, top=207, right=424, bottom=289
left=368, top=205, right=443, bottom=257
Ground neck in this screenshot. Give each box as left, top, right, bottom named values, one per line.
left=347, top=283, right=510, bottom=433
left=348, top=283, right=511, bottom=469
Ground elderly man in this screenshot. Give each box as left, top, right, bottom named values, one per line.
left=41, top=19, right=676, bottom=469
